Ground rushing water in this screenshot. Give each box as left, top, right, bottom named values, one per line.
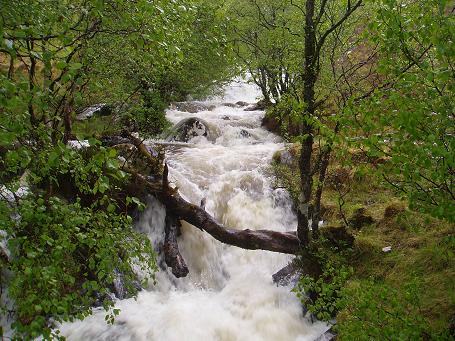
left=59, top=80, right=329, bottom=340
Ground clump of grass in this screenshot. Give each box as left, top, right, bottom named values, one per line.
left=345, top=210, right=455, bottom=336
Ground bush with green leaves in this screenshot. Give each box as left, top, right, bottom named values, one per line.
left=294, top=261, right=353, bottom=322
left=120, top=89, right=171, bottom=137
left=265, top=94, right=306, bottom=139
left=347, top=0, right=455, bottom=222
left=1, top=140, right=157, bottom=339
left=0, top=0, right=237, bottom=338
left=293, top=233, right=354, bottom=322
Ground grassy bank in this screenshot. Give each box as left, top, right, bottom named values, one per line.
left=272, top=145, right=455, bottom=339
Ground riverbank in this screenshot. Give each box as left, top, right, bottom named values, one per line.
left=272, top=143, right=455, bottom=339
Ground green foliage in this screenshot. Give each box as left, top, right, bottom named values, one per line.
left=265, top=94, right=306, bottom=139
left=72, top=116, right=118, bottom=139
left=294, top=233, right=354, bottom=322
left=1, top=141, right=157, bottom=339
left=160, top=0, right=237, bottom=100
left=0, top=0, right=236, bottom=338
left=0, top=0, right=195, bottom=337
left=337, top=279, right=453, bottom=340
left=226, top=0, right=305, bottom=101
left=294, top=261, right=353, bottom=322
left=121, top=90, right=171, bottom=137
left=7, top=196, right=155, bottom=339
left=348, top=0, right=455, bottom=221
left=126, top=106, right=170, bottom=138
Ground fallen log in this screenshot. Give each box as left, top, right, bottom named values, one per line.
left=164, top=212, right=189, bottom=278
left=128, top=169, right=300, bottom=255
left=117, top=135, right=301, bottom=257
left=125, top=132, right=164, bottom=176
left=159, top=188, right=300, bottom=254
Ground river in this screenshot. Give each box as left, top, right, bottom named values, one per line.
left=59, top=80, right=329, bottom=340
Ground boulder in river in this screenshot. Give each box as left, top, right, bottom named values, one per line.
left=244, top=99, right=271, bottom=111
left=239, top=129, right=252, bottom=138
left=272, top=262, right=301, bottom=287
left=163, top=117, right=217, bottom=143
left=261, top=115, right=280, bottom=134
left=170, top=102, right=216, bottom=113
left=223, top=101, right=249, bottom=108
left=76, top=103, right=112, bottom=121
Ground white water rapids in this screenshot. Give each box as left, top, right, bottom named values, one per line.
left=59, top=80, right=330, bottom=340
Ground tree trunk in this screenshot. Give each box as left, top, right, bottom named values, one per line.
left=259, top=67, right=271, bottom=103
left=311, top=146, right=331, bottom=236
left=297, top=0, right=317, bottom=246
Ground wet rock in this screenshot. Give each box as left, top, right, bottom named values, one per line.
left=171, top=102, right=215, bottom=113
left=67, top=140, right=90, bottom=149
left=261, top=115, right=280, bottom=133
left=112, top=269, right=126, bottom=299
left=272, top=262, right=301, bottom=287
left=223, top=101, right=249, bottom=108
left=221, top=115, right=231, bottom=120
left=76, top=103, right=111, bottom=120
left=272, top=148, right=296, bottom=166
left=279, top=150, right=293, bottom=165
left=245, top=99, right=270, bottom=111
left=114, top=142, right=164, bottom=176
left=0, top=185, right=29, bottom=204
left=239, top=129, right=252, bottom=138
left=163, top=117, right=216, bottom=143
left=314, top=328, right=337, bottom=341
left=100, top=135, right=131, bottom=147
left=349, top=207, right=374, bottom=229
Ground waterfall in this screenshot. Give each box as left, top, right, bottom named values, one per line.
left=59, top=80, right=329, bottom=340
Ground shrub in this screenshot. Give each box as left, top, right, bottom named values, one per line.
left=1, top=141, right=157, bottom=339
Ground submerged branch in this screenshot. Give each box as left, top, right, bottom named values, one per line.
left=164, top=212, right=189, bottom=278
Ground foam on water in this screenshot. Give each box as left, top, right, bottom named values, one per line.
left=59, top=80, right=329, bottom=340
